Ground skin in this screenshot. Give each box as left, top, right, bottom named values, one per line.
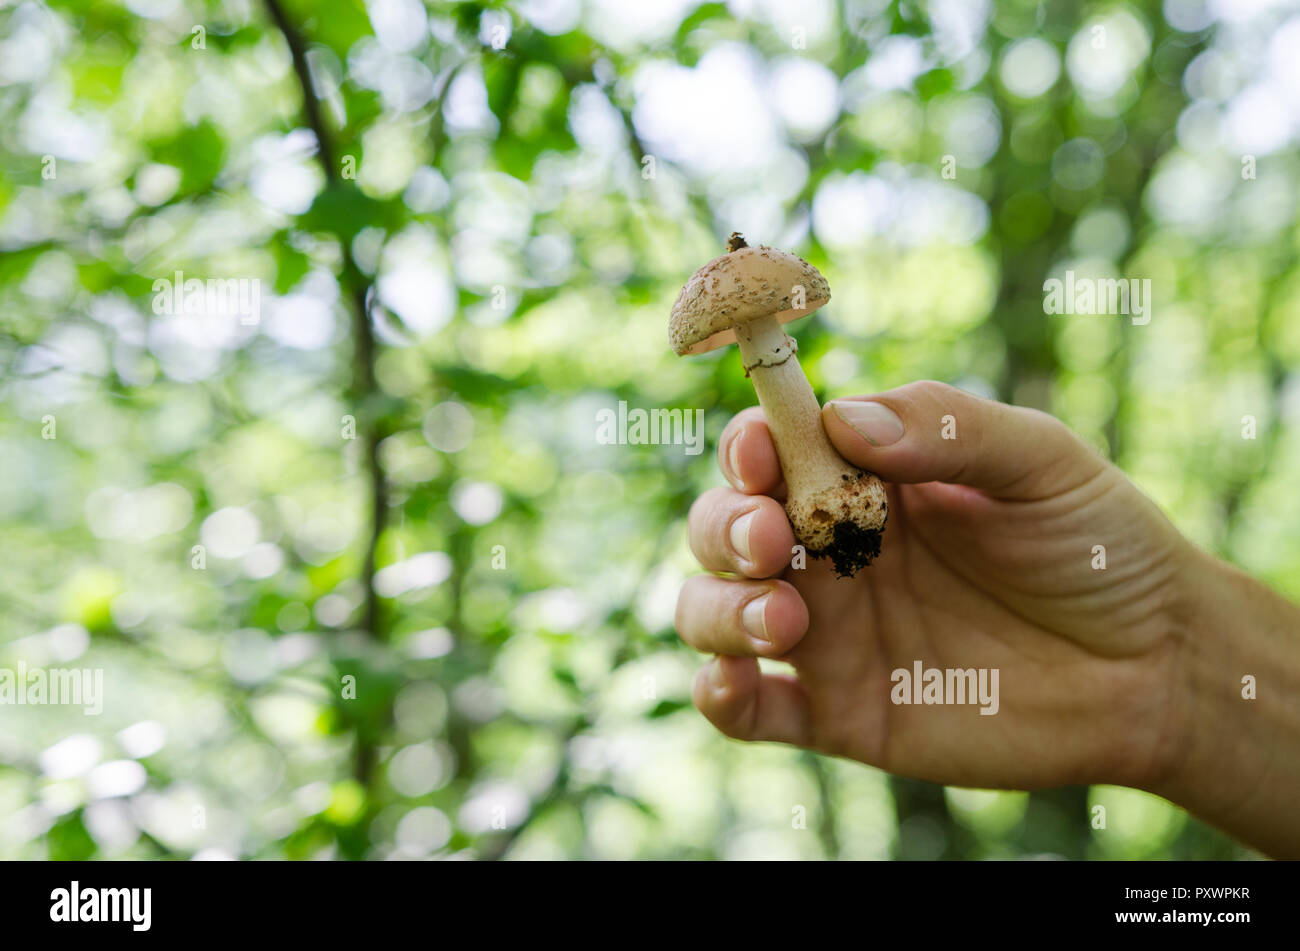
left=676, top=380, right=1300, bottom=858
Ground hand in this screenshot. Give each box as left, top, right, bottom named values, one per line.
left=676, top=381, right=1197, bottom=793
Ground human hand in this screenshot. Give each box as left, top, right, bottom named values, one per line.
left=676, top=380, right=1197, bottom=793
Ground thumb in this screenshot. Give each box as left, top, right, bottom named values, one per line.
left=821, top=381, right=1105, bottom=500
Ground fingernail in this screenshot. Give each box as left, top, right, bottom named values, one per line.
left=830, top=400, right=904, bottom=446
left=729, top=510, right=756, bottom=563
left=742, top=594, right=770, bottom=644
left=725, top=432, right=745, bottom=488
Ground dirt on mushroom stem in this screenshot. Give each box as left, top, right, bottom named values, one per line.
left=815, top=509, right=884, bottom=578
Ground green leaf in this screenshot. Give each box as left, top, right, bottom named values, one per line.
left=299, top=182, right=400, bottom=242
left=647, top=699, right=691, bottom=718
left=281, top=0, right=373, bottom=59
left=271, top=234, right=312, bottom=293
left=146, top=120, right=225, bottom=195
left=915, top=68, right=954, bottom=99
left=47, top=812, right=97, bottom=861
left=484, top=55, right=522, bottom=122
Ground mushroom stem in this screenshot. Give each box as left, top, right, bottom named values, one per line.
left=734, top=314, right=831, bottom=499
left=734, top=314, right=886, bottom=576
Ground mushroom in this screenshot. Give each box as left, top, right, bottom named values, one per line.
left=670, top=233, right=887, bottom=577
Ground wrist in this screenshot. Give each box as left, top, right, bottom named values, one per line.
left=1144, top=545, right=1300, bottom=858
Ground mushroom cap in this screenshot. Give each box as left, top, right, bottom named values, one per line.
left=669, top=245, right=831, bottom=355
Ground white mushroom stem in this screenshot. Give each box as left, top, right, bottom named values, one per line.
left=733, top=313, right=887, bottom=570
left=734, top=314, right=850, bottom=507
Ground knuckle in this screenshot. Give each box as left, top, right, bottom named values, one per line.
left=688, top=486, right=726, bottom=520
left=911, top=379, right=960, bottom=404
left=674, top=575, right=706, bottom=627
left=691, top=676, right=744, bottom=739
left=672, top=581, right=693, bottom=635
left=687, top=488, right=733, bottom=541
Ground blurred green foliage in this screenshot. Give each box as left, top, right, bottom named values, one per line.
left=1, top=0, right=1292, bottom=859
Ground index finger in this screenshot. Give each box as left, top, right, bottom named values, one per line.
left=718, top=407, right=786, bottom=500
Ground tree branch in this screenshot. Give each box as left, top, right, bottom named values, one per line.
left=263, top=0, right=385, bottom=651
left=262, top=0, right=389, bottom=794
left=262, top=0, right=336, bottom=179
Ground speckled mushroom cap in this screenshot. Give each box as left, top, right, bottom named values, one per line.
left=669, top=242, right=831, bottom=355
